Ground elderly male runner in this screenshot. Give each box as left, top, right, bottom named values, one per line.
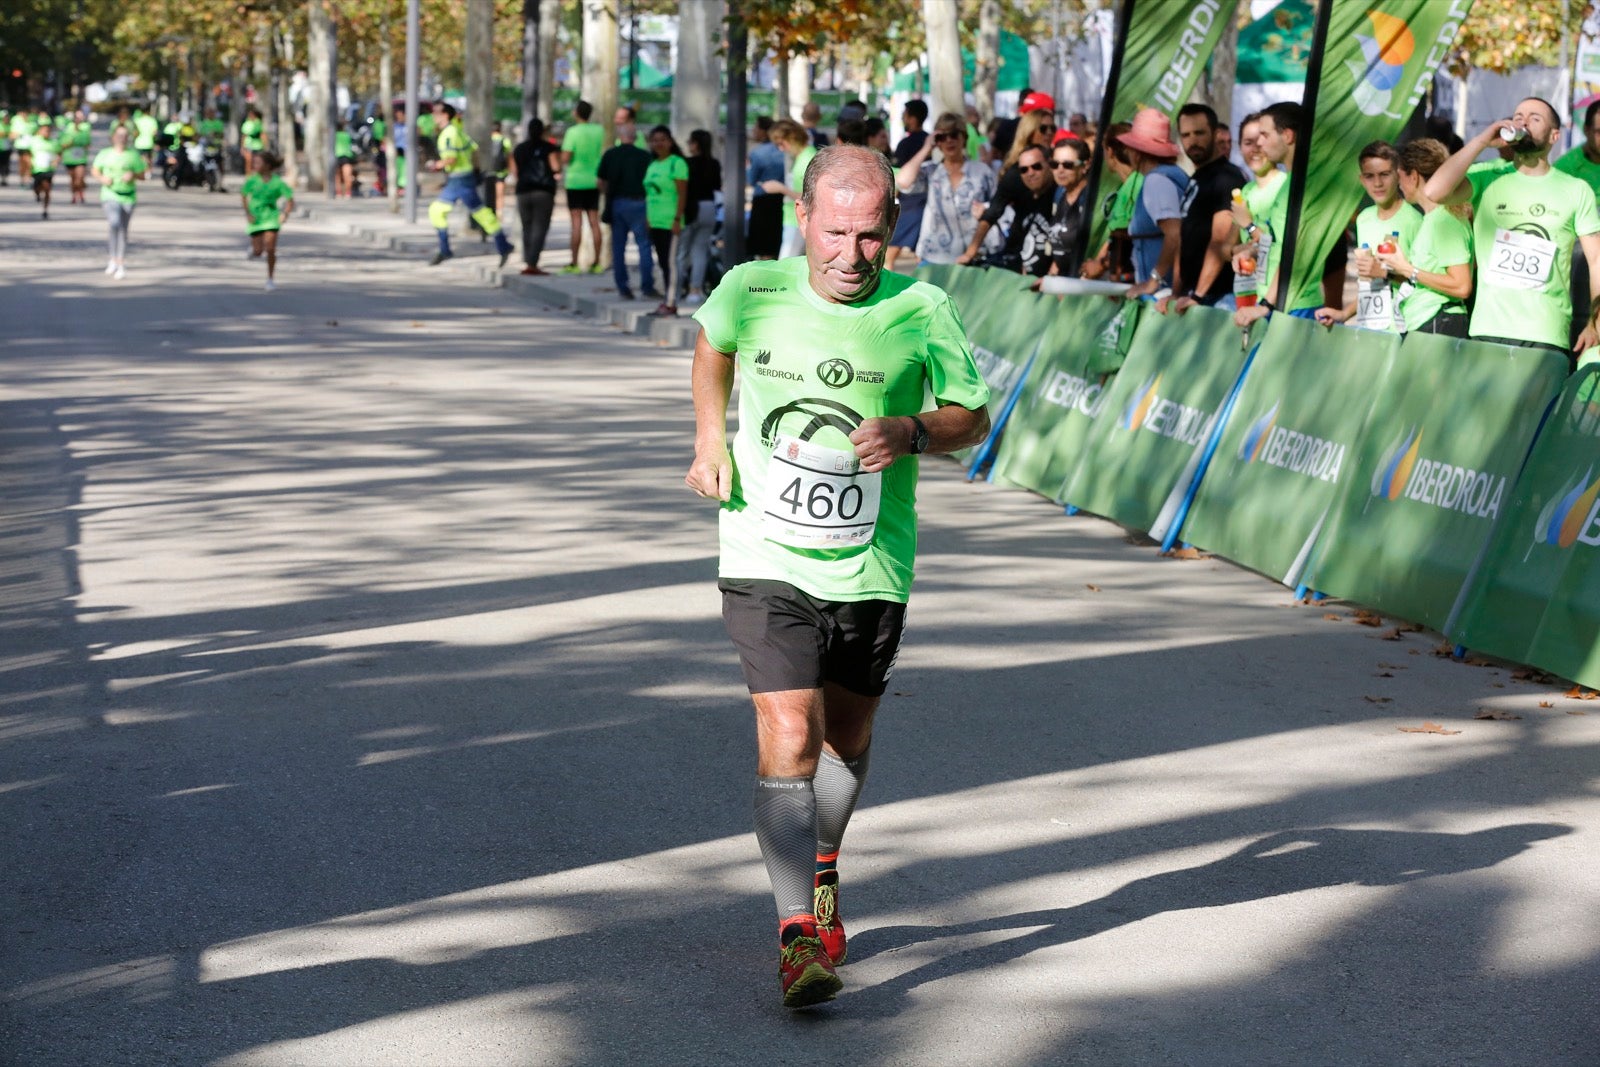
left=685, top=144, right=991, bottom=1009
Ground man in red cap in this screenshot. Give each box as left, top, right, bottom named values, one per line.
left=1115, top=107, right=1189, bottom=299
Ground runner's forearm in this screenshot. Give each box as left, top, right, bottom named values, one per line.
left=691, top=332, right=735, bottom=450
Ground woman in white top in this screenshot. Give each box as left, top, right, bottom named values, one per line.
left=896, top=111, right=997, bottom=265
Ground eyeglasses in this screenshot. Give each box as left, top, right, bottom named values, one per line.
left=1051, top=159, right=1084, bottom=169
left=1019, top=162, right=1047, bottom=173
left=1038, top=125, right=1057, bottom=135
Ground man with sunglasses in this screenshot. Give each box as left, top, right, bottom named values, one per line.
left=956, top=143, right=1058, bottom=275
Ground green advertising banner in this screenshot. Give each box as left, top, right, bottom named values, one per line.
left=1063, top=305, right=1250, bottom=534
left=1087, top=0, right=1235, bottom=252
left=1450, top=367, right=1600, bottom=689
left=1304, top=334, right=1566, bottom=631
left=1179, top=315, right=1398, bottom=585
left=954, top=275, right=1052, bottom=466
left=1282, top=0, right=1474, bottom=307
left=989, top=295, right=1131, bottom=499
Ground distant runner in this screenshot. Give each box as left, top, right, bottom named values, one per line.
left=92, top=124, right=147, bottom=280
left=425, top=103, right=513, bottom=268
left=241, top=150, right=295, bottom=292
left=28, top=113, right=60, bottom=219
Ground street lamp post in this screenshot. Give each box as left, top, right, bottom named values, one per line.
left=404, top=0, right=419, bottom=224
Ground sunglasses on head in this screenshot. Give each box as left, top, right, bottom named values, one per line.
left=1019, top=161, right=1046, bottom=173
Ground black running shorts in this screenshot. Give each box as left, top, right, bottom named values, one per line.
left=719, top=577, right=906, bottom=697
left=566, top=187, right=599, bottom=212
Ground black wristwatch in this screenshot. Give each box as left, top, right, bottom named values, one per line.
left=907, top=415, right=929, bottom=455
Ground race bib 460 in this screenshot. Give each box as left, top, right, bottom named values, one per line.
left=761, top=434, right=881, bottom=549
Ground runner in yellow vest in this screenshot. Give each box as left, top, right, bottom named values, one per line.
left=426, top=103, right=513, bottom=267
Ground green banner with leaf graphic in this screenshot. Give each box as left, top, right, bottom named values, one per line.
left=1063, top=305, right=1249, bottom=534
left=989, top=295, right=1131, bottom=499
left=1179, top=315, right=1398, bottom=585
left=1304, top=335, right=1566, bottom=631
left=1283, top=0, right=1473, bottom=307
left=1449, top=367, right=1600, bottom=688
left=1088, top=0, right=1235, bottom=251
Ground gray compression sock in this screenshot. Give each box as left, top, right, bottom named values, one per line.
left=813, top=747, right=870, bottom=857
left=754, top=776, right=818, bottom=920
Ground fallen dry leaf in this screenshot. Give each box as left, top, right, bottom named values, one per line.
left=1378, top=662, right=1406, bottom=670
left=1398, top=722, right=1461, bottom=735
left=1474, top=710, right=1521, bottom=721
left=1364, top=695, right=1393, bottom=704
left=1539, top=701, right=1555, bottom=708
left=1565, top=685, right=1600, bottom=701
left=1464, top=656, right=1492, bottom=667
left=1568, top=710, right=1589, bottom=716
left=1351, top=610, right=1384, bottom=627
left=1323, top=613, right=1343, bottom=622
left=1085, top=584, right=1101, bottom=592
left=1407, top=649, right=1422, bottom=656
left=1491, top=683, right=1506, bottom=688
left=1374, top=671, right=1395, bottom=678
left=410, top=321, right=426, bottom=327
left=1381, top=627, right=1405, bottom=641
left=1403, top=623, right=1425, bottom=632
left=1431, top=643, right=1455, bottom=657
left=1164, top=546, right=1210, bottom=560
left=1512, top=667, right=1557, bottom=684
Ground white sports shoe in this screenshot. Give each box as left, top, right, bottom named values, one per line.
left=113, top=266, right=125, bottom=280
left=105, top=261, right=116, bottom=275
left=264, top=278, right=276, bottom=292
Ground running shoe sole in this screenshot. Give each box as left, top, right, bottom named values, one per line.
left=782, top=963, right=842, bottom=1009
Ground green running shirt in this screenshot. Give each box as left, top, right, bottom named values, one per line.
left=242, top=173, right=293, bottom=232
left=692, top=258, right=990, bottom=603
left=560, top=122, right=603, bottom=189
left=1555, top=146, right=1600, bottom=203
left=1469, top=167, right=1600, bottom=348
left=644, top=154, right=687, bottom=229
left=1397, top=206, right=1471, bottom=332
left=94, top=147, right=146, bottom=204
left=241, top=118, right=264, bottom=151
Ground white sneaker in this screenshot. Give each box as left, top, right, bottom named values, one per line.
left=104, top=261, right=116, bottom=275
left=264, top=278, right=276, bottom=292
left=683, top=291, right=705, bottom=306
left=113, top=266, right=125, bottom=280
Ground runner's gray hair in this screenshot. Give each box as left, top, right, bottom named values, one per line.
left=801, top=144, right=897, bottom=222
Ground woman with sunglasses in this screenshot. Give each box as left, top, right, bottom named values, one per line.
left=1045, top=138, right=1091, bottom=277
left=897, top=111, right=996, bottom=265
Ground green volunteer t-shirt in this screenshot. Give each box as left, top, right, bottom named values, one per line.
left=1555, top=146, right=1600, bottom=202
left=29, top=133, right=60, bottom=174
left=1240, top=169, right=1285, bottom=243
left=241, top=172, right=293, bottom=232
left=9, top=114, right=32, bottom=141
left=1260, top=170, right=1323, bottom=311
left=783, top=145, right=817, bottom=227
left=644, top=153, right=688, bottom=229
left=560, top=121, right=603, bottom=189
left=1397, top=206, right=1471, bottom=332
left=1355, top=201, right=1422, bottom=253
left=692, top=258, right=990, bottom=603
left=1466, top=160, right=1513, bottom=210
left=1107, top=170, right=1143, bottom=231
left=133, top=113, right=158, bottom=151
left=241, top=118, right=264, bottom=151
left=1470, top=167, right=1600, bottom=348
left=61, top=122, right=91, bottom=166
left=94, top=147, right=145, bottom=205
left=335, top=130, right=353, bottom=157
left=1354, top=201, right=1423, bottom=332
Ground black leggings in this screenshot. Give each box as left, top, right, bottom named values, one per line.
left=649, top=228, right=679, bottom=302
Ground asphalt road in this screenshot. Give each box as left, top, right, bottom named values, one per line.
left=2, top=180, right=1598, bottom=1066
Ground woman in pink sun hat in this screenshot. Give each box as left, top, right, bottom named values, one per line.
left=1114, top=107, right=1190, bottom=297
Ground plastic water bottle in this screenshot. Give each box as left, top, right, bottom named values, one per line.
left=1254, top=225, right=1273, bottom=295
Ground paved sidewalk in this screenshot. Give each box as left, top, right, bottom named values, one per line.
left=2, top=180, right=1599, bottom=1066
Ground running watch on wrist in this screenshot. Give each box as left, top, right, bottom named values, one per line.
left=908, top=415, right=929, bottom=455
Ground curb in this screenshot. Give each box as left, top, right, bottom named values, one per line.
left=295, top=204, right=699, bottom=350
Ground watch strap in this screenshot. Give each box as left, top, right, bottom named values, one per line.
left=909, top=415, right=929, bottom=454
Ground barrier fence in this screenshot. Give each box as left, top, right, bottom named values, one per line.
left=914, top=265, right=1600, bottom=692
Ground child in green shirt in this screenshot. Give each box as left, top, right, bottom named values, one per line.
left=241, top=151, right=295, bottom=291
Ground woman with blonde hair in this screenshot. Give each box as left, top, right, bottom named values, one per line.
left=897, top=111, right=996, bottom=264
left=1003, top=109, right=1058, bottom=172
left=1373, top=137, right=1474, bottom=336
left=760, top=118, right=816, bottom=258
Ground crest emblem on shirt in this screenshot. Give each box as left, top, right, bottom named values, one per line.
left=787, top=442, right=800, bottom=460
left=818, top=359, right=854, bottom=389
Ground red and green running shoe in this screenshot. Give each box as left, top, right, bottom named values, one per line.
left=778, top=916, right=842, bottom=1009
left=814, top=866, right=846, bottom=965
